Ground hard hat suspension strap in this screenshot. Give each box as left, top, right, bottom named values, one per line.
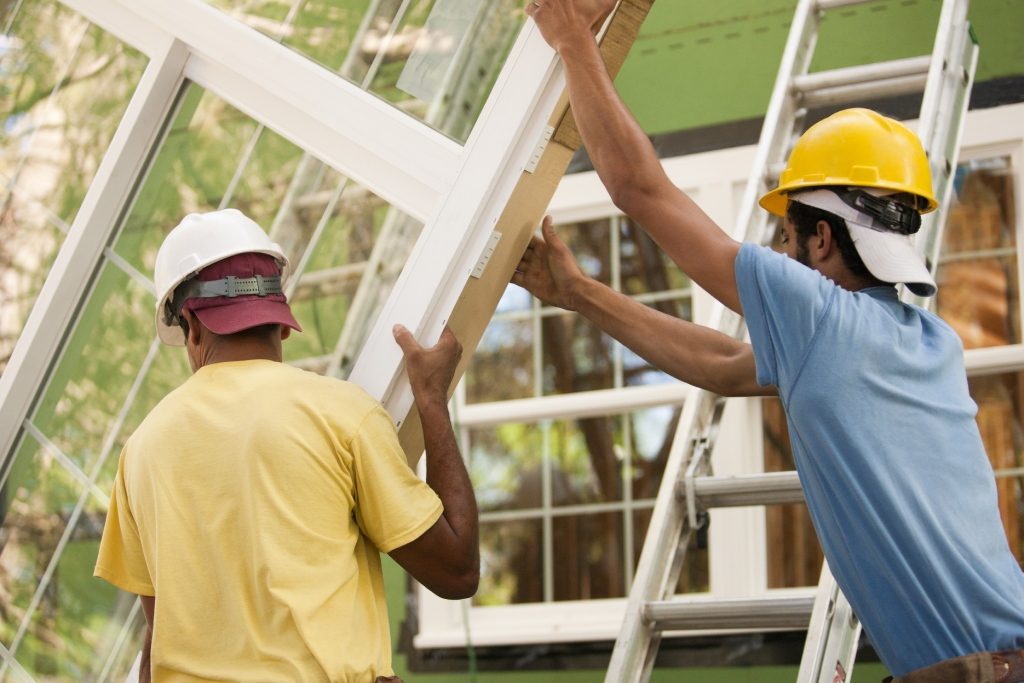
left=834, top=189, right=922, bottom=235
left=163, top=274, right=284, bottom=326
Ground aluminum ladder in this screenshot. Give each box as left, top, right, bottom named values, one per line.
left=605, top=0, right=978, bottom=680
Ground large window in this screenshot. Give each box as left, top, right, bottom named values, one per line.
left=417, top=105, right=1024, bottom=651
left=463, top=215, right=701, bottom=609
left=2, top=0, right=588, bottom=675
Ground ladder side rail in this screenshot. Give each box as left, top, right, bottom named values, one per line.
left=916, top=0, right=970, bottom=155
left=817, top=588, right=861, bottom=683
left=732, top=0, right=820, bottom=248
left=604, top=386, right=715, bottom=682
left=920, top=31, right=979, bottom=294
left=797, top=561, right=862, bottom=683
left=903, top=8, right=978, bottom=308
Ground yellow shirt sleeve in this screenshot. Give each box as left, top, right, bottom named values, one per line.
left=94, top=449, right=154, bottom=596
left=350, top=405, right=443, bottom=553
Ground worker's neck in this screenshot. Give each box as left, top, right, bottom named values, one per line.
left=813, top=259, right=889, bottom=294
left=194, top=340, right=282, bottom=370
left=836, top=271, right=891, bottom=293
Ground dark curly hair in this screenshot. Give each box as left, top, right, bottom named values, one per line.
left=786, top=200, right=876, bottom=281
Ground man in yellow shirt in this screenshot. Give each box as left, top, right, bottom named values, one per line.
left=95, top=209, right=478, bottom=682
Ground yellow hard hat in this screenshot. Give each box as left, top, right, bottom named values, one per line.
left=759, top=108, right=937, bottom=217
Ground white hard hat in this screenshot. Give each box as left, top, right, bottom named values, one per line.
left=154, top=209, right=289, bottom=345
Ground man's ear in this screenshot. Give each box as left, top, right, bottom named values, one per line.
left=280, top=325, right=291, bottom=341
left=815, top=219, right=834, bottom=257
left=182, top=308, right=203, bottom=347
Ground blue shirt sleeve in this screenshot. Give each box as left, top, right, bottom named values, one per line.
left=734, top=243, right=838, bottom=393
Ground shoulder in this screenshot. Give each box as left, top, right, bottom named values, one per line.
left=277, top=364, right=380, bottom=408
left=269, top=364, right=390, bottom=434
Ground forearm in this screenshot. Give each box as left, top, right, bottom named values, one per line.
left=139, top=629, right=151, bottom=683
left=418, top=399, right=479, bottom=574
left=573, top=278, right=772, bottom=397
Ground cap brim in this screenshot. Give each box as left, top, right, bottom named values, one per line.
left=192, top=299, right=303, bottom=336
left=847, top=222, right=936, bottom=297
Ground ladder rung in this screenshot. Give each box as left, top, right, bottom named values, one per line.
left=800, top=73, right=928, bottom=109
left=792, top=56, right=931, bottom=95
left=646, top=594, right=815, bottom=631
left=682, top=471, right=805, bottom=508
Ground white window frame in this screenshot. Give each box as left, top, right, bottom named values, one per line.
left=415, top=101, right=1024, bottom=649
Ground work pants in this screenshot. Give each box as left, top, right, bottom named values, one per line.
left=884, top=649, right=1024, bottom=683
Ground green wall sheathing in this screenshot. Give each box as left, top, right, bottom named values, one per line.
left=616, top=0, right=1024, bottom=135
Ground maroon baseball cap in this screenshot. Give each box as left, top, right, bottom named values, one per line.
left=182, top=252, right=302, bottom=336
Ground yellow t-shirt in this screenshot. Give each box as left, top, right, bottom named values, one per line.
left=95, top=359, right=442, bottom=682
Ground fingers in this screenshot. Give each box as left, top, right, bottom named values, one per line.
left=392, top=324, right=419, bottom=356
left=540, top=215, right=570, bottom=256
left=393, top=324, right=461, bottom=359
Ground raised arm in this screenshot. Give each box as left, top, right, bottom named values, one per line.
left=513, top=218, right=773, bottom=397
left=527, top=0, right=742, bottom=313
left=389, top=326, right=479, bottom=600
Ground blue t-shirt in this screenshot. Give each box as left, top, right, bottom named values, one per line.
left=735, top=243, right=1024, bottom=675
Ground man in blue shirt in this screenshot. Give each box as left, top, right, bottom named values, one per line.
left=515, top=1, right=1024, bottom=680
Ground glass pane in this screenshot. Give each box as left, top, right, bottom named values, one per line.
left=110, top=84, right=264, bottom=276
left=468, top=423, right=542, bottom=514
left=0, top=0, right=147, bottom=371
left=762, top=396, right=823, bottom=589
left=968, top=372, right=1024, bottom=564
left=553, top=511, right=625, bottom=601
left=634, top=508, right=708, bottom=594
left=629, top=406, right=679, bottom=501
left=0, top=197, right=62, bottom=370
left=204, top=0, right=526, bottom=143
left=0, top=437, right=83, bottom=648
left=936, top=156, right=1020, bottom=349
left=549, top=417, right=623, bottom=505
left=30, top=265, right=153, bottom=475
left=559, top=218, right=612, bottom=286
left=620, top=218, right=689, bottom=296
left=16, top=503, right=141, bottom=680
left=465, top=316, right=533, bottom=403
left=282, top=177, right=423, bottom=369
left=542, top=312, right=614, bottom=395
left=475, top=518, right=542, bottom=606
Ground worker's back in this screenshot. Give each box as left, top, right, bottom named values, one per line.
left=96, top=359, right=441, bottom=682
left=736, top=242, right=1024, bottom=676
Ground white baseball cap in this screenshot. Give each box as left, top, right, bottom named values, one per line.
left=790, top=188, right=936, bottom=297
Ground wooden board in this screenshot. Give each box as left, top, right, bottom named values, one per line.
left=399, top=0, right=656, bottom=466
